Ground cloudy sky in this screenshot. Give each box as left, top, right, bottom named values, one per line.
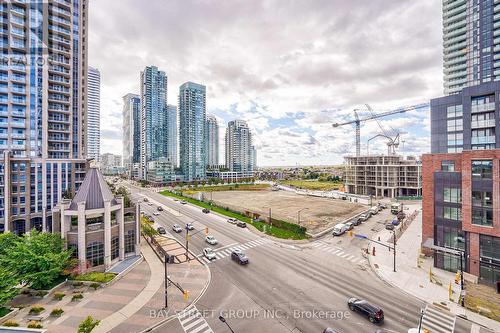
left=89, top=0, right=443, bottom=167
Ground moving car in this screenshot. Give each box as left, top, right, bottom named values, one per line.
left=186, top=223, right=195, bottom=230
left=344, top=221, right=354, bottom=230
left=172, top=224, right=182, bottom=233
left=347, top=298, right=384, bottom=323
left=143, top=198, right=149, bottom=202
left=203, top=248, right=216, bottom=260
left=205, top=235, right=218, bottom=245
left=332, top=223, right=348, bottom=236
left=227, top=218, right=238, bottom=224
left=323, top=329, right=340, bottom=333
left=157, top=227, right=166, bottom=235
left=180, top=201, right=187, bottom=205
left=153, top=211, right=160, bottom=216
left=202, top=208, right=210, bottom=214
left=231, top=249, right=249, bottom=265
left=157, top=206, right=163, bottom=211
left=237, top=221, right=247, bottom=228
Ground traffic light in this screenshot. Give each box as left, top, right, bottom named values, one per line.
left=205, top=227, right=209, bottom=235
left=348, top=230, right=353, bottom=237
left=183, top=290, right=189, bottom=301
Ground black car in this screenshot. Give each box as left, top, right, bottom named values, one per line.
left=385, top=223, right=395, bottom=230
left=157, top=206, right=163, bottom=211
left=202, top=208, right=210, bottom=214
left=347, top=298, right=384, bottom=323
left=237, top=221, right=247, bottom=228
left=352, top=217, right=362, bottom=226
left=157, top=227, right=166, bottom=235
left=231, top=250, right=249, bottom=265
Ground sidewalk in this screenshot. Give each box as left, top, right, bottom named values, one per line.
left=367, top=209, right=500, bottom=332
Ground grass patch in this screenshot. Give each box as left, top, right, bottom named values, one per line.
left=29, top=305, right=45, bottom=315
left=184, top=183, right=269, bottom=195
left=0, top=307, right=12, bottom=318
left=27, top=321, right=43, bottom=329
left=3, top=320, right=19, bottom=327
left=280, top=180, right=343, bottom=191
left=73, top=272, right=116, bottom=283
left=464, top=282, right=500, bottom=322
left=50, top=308, right=64, bottom=317
left=161, top=190, right=308, bottom=240
left=53, top=292, right=65, bottom=301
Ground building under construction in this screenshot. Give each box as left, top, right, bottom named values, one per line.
left=344, top=155, right=422, bottom=198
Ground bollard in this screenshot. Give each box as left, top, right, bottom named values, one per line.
left=372, top=247, right=376, bottom=256
left=378, top=236, right=380, bottom=241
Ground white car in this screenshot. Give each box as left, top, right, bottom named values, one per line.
left=172, top=224, right=182, bottom=233
left=205, top=235, right=218, bottom=245
left=203, top=248, right=216, bottom=260
left=227, top=218, right=238, bottom=224
left=153, top=212, right=160, bottom=216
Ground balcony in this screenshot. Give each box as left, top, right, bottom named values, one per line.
left=11, top=121, right=25, bottom=128
left=471, top=136, right=496, bottom=145
left=11, top=133, right=25, bottom=139
left=471, top=103, right=496, bottom=113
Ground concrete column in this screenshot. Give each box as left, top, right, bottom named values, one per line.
left=3, top=151, right=10, bottom=232
left=42, top=207, right=47, bottom=232
left=104, top=200, right=112, bottom=269
left=77, top=202, right=86, bottom=273
left=117, top=197, right=125, bottom=260
left=60, top=203, right=66, bottom=237
left=135, top=203, right=141, bottom=255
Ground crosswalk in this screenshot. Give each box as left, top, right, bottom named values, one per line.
left=421, top=305, right=456, bottom=333
left=199, top=238, right=272, bottom=264
left=178, top=305, right=214, bottom=333
left=309, top=242, right=365, bottom=264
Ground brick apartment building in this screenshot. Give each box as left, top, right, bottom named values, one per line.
left=422, top=83, right=500, bottom=285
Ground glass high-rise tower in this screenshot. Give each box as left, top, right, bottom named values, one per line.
left=0, top=0, right=89, bottom=234
left=122, top=93, right=141, bottom=175
left=205, top=114, right=219, bottom=167
left=179, top=82, right=206, bottom=181
left=167, top=104, right=178, bottom=167
left=140, top=66, right=168, bottom=179
left=87, top=66, right=100, bottom=161
left=225, top=120, right=253, bottom=173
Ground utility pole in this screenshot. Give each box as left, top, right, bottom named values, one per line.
left=164, top=254, right=169, bottom=308
left=185, top=227, right=190, bottom=261
left=460, top=251, right=465, bottom=307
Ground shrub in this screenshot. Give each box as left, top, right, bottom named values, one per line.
left=33, top=290, right=48, bottom=297
left=72, top=293, right=83, bottom=301
left=90, top=283, right=100, bottom=290
left=29, top=305, right=45, bottom=314
left=74, top=272, right=116, bottom=283
left=53, top=292, right=65, bottom=301
left=50, top=308, right=64, bottom=317
left=27, top=321, right=43, bottom=329
left=3, top=320, right=19, bottom=327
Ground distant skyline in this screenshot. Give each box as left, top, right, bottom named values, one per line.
left=90, top=0, right=441, bottom=166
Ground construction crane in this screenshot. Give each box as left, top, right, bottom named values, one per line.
left=332, top=103, right=429, bottom=157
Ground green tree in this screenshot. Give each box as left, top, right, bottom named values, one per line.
left=77, top=316, right=100, bottom=333
left=0, top=268, right=19, bottom=307
left=0, top=232, right=20, bottom=257
left=0, top=231, right=72, bottom=290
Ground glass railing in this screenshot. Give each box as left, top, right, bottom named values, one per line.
left=471, top=119, right=496, bottom=128
left=471, top=102, right=496, bottom=113
left=471, top=136, right=496, bottom=144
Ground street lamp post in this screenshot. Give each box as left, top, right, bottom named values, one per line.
left=417, top=308, right=424, bottom=332
left=460, top=250, right=465, bottom=307
left=219, top=315, right=235, bottom=333
left=393, top=229, right=397, bottom=272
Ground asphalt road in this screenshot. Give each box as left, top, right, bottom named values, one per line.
left=117, top=181, right=492, bottom=333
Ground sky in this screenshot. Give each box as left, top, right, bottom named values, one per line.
left=90, top=0, right=443, bottom=167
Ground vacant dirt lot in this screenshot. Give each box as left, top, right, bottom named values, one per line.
left=207, top=188, right=367, bottom=233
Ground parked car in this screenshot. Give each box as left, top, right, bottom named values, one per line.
left=227, top=218, right=238, bottom=224
left=172, top=224, right=182, bottom=233
left=157, top=227, right=166, bottom=235
left=186, top=223, right=195, bottom=230
left=202, top=208, right=210, bottom=214
left=143, top=197, right=149, bottom=202
left=157, top=206, right=163, bottom=211
left=359, top=213, right=370, bottom=221
left=203, top=248, right=216, bottom=260
left=323, top=329, right=340, bottom=333
left=231, top=249, right=249, bottom=265
left=369, top=206, right=379, bottom=215
left=347, top=298, right=384, bottom=323
left=237, top=221, right=247, bottom=228
left=180, top=201, right=187, bottom=205
left=379, top=203, right=387, bottom=209
left=344, top=221, right=354, bottom=230
left=391, top=219, right=400, bottom=226
left=332, top=223, right=348, bottom=236
left=205, top=235, right=218, bottom=245
left=352, top=217, right=362, bottom=226
left=385, top=223, right=395, bottom=230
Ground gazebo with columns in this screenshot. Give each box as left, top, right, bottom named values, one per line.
left=52, top=167, right=140, bottom=273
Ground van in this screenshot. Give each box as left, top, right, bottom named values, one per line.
left=369, top=206, right=379, bottom=215
left=332, top=223, right=348, bottom=236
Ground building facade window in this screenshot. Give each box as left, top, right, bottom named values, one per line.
left=446, top=105, right=463, bottom=118
left=471, top=160, right=493, bottom=179
left=443, top=207, right=462, bottom=221
left=86, top=242, right=104, bottom=267
left=447, top=118, right=463, bottom=132
left=441, top=161, right=455, bottom=172
left=472, top=208, right=493, bottom=226
left=472, top=191, right=492, bottom=208
left=443, top=188, right=461, bottom=203
left=479, top=235, right=500, bottom=284
left=125, top=230, right=135, bottom=254
left=111, top=236, right=119, bottom=260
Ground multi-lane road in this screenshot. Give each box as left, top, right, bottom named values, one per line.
left=118, top=180, right=491, bottom=333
